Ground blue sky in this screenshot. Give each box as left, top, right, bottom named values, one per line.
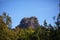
left=0, top=0, right=59, bottom=28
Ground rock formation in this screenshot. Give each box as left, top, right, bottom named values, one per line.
left=17, top=16, right=40, bottom=29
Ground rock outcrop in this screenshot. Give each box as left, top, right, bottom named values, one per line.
left=17, top=16, right=40, bottom=29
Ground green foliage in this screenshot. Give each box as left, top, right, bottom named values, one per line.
left=1, top=12, right=12, bottom=28
left=0, top=18, right=17, bottom=40
left=0, top=12, right=60, bottom=40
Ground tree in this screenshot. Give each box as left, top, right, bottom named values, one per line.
left=53, top=13, right=60, bottom=40
left=43, top=20, right=47, bottom=27
left=2, top=12, right=12, bottom=28
left=53, top=13, right=60, bottom=29
left=56, top=13, right=60, bottom=28
left=0, top=17, right=17, bottom=40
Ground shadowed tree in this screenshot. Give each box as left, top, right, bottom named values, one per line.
left=43, top=20, right=47, bottom=28
left=53, top=13, right=60, bottom=29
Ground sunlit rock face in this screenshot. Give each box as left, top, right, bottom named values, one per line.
left=18, top=16, right=40, bottom=29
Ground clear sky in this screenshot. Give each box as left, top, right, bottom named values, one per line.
left=0, top=0, right=59, bottom=28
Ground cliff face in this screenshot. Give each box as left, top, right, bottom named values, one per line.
left=17, top=16, right=40, bottom=28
